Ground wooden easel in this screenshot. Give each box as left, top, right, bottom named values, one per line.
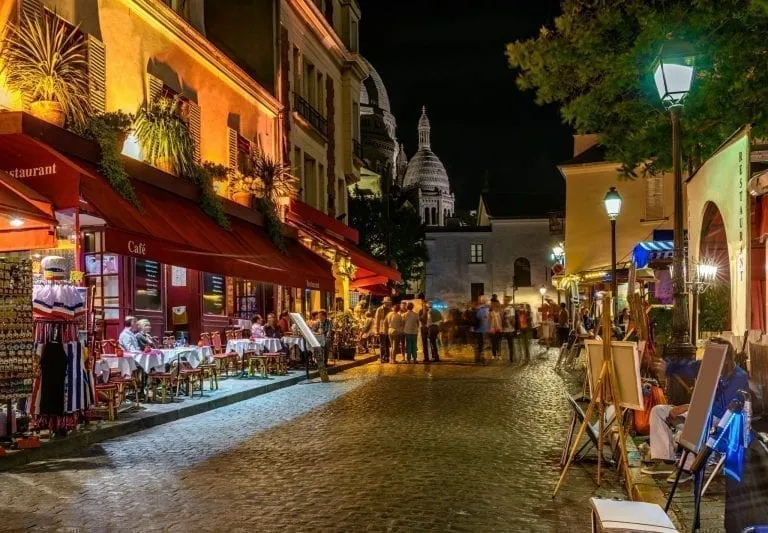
left=553, top=293, right=634, bottom=499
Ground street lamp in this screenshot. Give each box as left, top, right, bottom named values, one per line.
left=539, top=285, right=547, bottom=306
left=552, top=243, right=564, bottom=263
left=689, top=260, right=718, bottom=344
left=603, top=186, right=622, bottom=318
left=653, top=39, right=697, bottom=360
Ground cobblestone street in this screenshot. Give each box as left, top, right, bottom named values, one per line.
left=0, top=348, right=623, bottom=532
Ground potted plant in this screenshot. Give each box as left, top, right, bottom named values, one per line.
left=0, top=12, right=90, bottom=126
left=331, top=311, right=358, bottom=360
left=250, top=149, right=298, bottom=207
left=133, top=95, right=194, bottom=175
left=229, top=170, right=254, bottom=207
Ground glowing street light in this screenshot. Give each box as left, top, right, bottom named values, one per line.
left=603, top=186, right=623, bottom=317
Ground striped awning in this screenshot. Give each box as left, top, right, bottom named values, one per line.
left=632, top=241, right=674, bottom=268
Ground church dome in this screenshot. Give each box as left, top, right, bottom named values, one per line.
left=403, top=107, right=451, bottom=194
left=360, top=59, right=391, bottom=113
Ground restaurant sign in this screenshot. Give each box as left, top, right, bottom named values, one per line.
left=306, top=281, right=320, bottom=289
left=128, top=240, right=147, bottom=256
left=4, top=164, right=58, bottom=178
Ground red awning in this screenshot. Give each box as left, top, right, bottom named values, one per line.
left=0, top=170, right=56, bottom=250
left=77, top=169, right=334, bottom=292
left=286, top=199, right=401, bottom=285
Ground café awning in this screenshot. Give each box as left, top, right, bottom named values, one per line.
left=0, top=114, right=334, bottom=291
left=631, top=240, right=674, bottom=268
left=0, top=170, right=56, bottom=250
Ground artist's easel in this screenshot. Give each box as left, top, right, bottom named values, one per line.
left=553, top=293, right=634, bottom=499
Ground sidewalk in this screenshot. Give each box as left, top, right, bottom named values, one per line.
left=0, top=354, right=377, bottom=472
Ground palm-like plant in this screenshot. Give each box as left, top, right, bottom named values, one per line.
left=249, top=149, right=298, bottom=207
left=0, top=13, right=90, bottom=124
left=133, top=95, right=194, bottom=175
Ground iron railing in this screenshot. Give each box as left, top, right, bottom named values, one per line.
left=293, top=93, right=327, bottom=138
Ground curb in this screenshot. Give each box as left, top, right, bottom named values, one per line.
left=0, top=355, right=378, bottom=472
left=630, top=466, right=683, bottom=528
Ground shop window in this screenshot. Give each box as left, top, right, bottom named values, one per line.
left=84, top=241, right=121, bottom=321
left=470, top=243, right=484, bottom=264
left=134, top=259, right=162, bottom=311
left=513, top=257, right=531, bottom=288
left=202, top=273, right=226, bottom=315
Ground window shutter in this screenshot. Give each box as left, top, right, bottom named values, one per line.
left=146, top=73, right=163, bottom=102
left=187, top=100, right=201, bottom=164
left=87, top=35, right=107, bottom=114
left=17, top=0, right=43, bottom=23
left=228, top=128, right=238, bottom=171
left=644, top=176, right=664, bottom=220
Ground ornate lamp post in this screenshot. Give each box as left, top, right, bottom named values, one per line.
left=653, top=39, right=697, bottom=359
left=552, top=243, right=565, bottom=305
left=539, top=285, right=547, bottom=306
left=603, top=186, right=622, bottom=319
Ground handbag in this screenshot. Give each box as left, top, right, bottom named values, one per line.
left=633, top=385, right=667, bottom=435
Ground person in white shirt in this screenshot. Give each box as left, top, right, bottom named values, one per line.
left=118, top=316, right=140, bottom=353
left=402, top=302, right=420, bottom=363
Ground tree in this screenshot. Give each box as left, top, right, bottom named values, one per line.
left=506, top=0, right=768, bottom=176
left=349, top=188, right=428, bottom=294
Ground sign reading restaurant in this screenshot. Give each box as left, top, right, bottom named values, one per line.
left=4, top=164, right=57, bottom=178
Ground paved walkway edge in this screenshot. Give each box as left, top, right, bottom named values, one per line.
left=630, top=465, right=683, bottom=528
left=0, top=355, right=378, bottom=471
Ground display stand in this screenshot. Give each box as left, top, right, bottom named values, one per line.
left=553, top=293, right=634, bottom=499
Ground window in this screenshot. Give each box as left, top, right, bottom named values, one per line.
left=202, top=273, right=226, bottom=316
left=318, top=163, right=326, bottom=213
left=513, top=257, right=531, bottom=287
left=304, top=154, right=317, bottom=207
left=293, top=147, right=303, bottom=197
left=134, top=259, right=162, bottom=311
left=644, top=175, right=664, bottom=220
left=292, top=47, right=301, bottom=95
left=317, top=72, right=325, bottom=115
left=470, top=244, right=484, bottom=264
left=424, top=207, right=430, bottom=225
left=350, top=18, right=359, bottom=52
left=430, top=207, right=437, bottom=225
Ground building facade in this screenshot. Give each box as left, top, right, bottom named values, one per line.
left=425, top=194, right=563, bottom=309
left=403, top=107, right=454, bottom=227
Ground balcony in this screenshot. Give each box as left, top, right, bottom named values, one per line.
left=293, top=93, right=327, bottom=138
left=352, top=138, right=363, bottom=160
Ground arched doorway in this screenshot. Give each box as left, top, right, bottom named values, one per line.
left=698, top=201, right=731, bottom=335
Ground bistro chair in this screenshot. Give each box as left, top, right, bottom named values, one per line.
left=147, top=371, right=175, bottom=404
left=198, top=333, right=218, bottom=390
left=100, top=339, right=117, bottom=355
left=172, top=360, right=204, bottom=399
left=211, top=330, right=238, bottom=377
left=92, top=382, right=118, bottom=421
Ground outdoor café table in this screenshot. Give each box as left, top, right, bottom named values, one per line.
left=252, top=337, right=283, bottom=354
left=158, top=346, right=213, bottom=369
left=226, top=339, right=260, bottom=358
left=281, top=334, right=325, bottom=353
left=100, top=354, right=138, bottom=378
left=130, top=349, right=168, bottom=373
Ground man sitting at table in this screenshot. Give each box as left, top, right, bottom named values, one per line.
left=264, top=313, right=281, bottom=338
left=119, top=316, right=140, bottom=352
left=136, top=319, right=156, bottom=350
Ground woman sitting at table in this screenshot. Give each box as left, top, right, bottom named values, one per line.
left=264, top=313, right=281, bottom=338
left=136, top=319, right=156, bottom=350
left=278, top=311, right=291, bottom=336
left=251, top=315, right=266, bottom=339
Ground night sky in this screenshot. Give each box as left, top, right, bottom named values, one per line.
left=358, top=0, right=572, bottom=211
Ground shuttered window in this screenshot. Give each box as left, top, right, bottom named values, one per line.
left=87, top=35, right=106, bottom=114
left=644, top=176, right=664, bottom=220
left=228, top=128, right=238, bottom=171
left=18, top=0, right=42, bottom=23
left=187, top=101, right=201, bottom=164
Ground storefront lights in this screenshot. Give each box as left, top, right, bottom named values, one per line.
left=603, top=187, right=622, bottom=220
left=653, top=40, right=696, bottom=107
left=121, top=132, right=141, bottom=160
left=9, top=217, right=24, bottom=228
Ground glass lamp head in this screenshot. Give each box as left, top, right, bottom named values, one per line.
left=653, top=40, right=696, bottom=107
left=552, top=243, right=564, bottom=259
left=603, top=187, right=622, bottom=220
left=539, top=286, right=547, bottom=297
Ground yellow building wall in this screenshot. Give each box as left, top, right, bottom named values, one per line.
left=1, top=0, right=279, bottom=163
left=562, top=162, right=675, bottom=275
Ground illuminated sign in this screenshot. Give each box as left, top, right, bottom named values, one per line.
left=128, top=240, right=147, bottom=256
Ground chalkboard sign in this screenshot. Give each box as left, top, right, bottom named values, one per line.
left=203, top=273, right=225, bottom=315
left=135, top=259, right=161, bottom=311
left=678, top=342, right=728, bottom=453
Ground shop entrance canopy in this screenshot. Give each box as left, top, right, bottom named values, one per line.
left=631, top=241, right=673, bottom=268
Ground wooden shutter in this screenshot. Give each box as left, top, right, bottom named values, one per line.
left=146, top=73, right=163, bottom=103
left=17, top=0, right=43, bottom=23
left=644, top=176, right=664, bottom=220
left=87, top=35, right=107, bottom=115
left=187, top=100, right=201, bottom=164
left=228, top=128, right=238, bottom=171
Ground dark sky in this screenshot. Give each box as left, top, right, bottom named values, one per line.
left=358, top=0, right=572, bottom=211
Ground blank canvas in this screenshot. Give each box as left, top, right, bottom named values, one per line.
left=584, top=340, right=644, bottom=410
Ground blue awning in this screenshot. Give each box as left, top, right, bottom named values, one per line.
left=632, top=241, right=673, bottom=268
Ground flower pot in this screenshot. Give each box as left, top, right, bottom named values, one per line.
left=29, top=100, right=65, bottom=127
left=154, top=157, right=175, bottom=175
left=232, top=191, right=252, bottom=207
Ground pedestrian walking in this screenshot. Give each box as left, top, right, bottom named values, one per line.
left=426, top=301, right=442, bottom=362
left=472, top=297, right=490, bottom=364
left=418, top=293, right=430, bottom=362
left=501, top=304, right=516, bottom=362
left=516, top=304, right=532, bottom=363
left=375, top=297, right=392, bottom=363
left=489, top=296, right=503, bottom=360
left=385, top=303, right=405, bottom=363
left=557, top=302, right=570, bottom=347
left=403, top=302, right=419, bottom=363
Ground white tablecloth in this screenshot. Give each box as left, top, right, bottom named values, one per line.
left=93, top=360, right=111, bottom=384
left=252, top=338, right=283, bottom=353
left=130, top=349, right=167, bottom=373
left=281, top=334, right=325, bottom=352
left=101, top=355, right=137, bottom=378
left=158, top=346, right=213, bottom=369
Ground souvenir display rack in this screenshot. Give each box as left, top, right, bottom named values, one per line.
left=0, top=258, right=33, bottom=441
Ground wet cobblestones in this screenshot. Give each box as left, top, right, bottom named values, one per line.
left=0, top=348, right=624, bottom=532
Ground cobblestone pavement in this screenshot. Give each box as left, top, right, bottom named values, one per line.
left=0, top=346, right=624, bottom=532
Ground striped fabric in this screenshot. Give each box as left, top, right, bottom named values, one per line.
left=65, top=342, right=93, bottom=413
left=632, top=241, right=674, bottom=268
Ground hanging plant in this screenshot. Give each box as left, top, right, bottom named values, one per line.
left=133, top=95, right=194, bottom=175
left=0, top=11, right=90, bottom=126
left=186, top=162, right=231, bottom=230
left=249, top=149, right=298, bottom=207
left=254, top=197, right=286, bottom=254
left=72, top=111, right=141, bottom=209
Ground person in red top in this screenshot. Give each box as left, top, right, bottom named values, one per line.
left=278, top=311, right=291, bottom=336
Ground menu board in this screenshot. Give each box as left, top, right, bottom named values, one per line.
left=135, top=259, right=161, bottom=311
left=203, top=273, right=225, bottom=315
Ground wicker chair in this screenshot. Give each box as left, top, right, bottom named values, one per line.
left=100, top=340, right=140, bottom=408
left=198, top=333, right=218, bottom=390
